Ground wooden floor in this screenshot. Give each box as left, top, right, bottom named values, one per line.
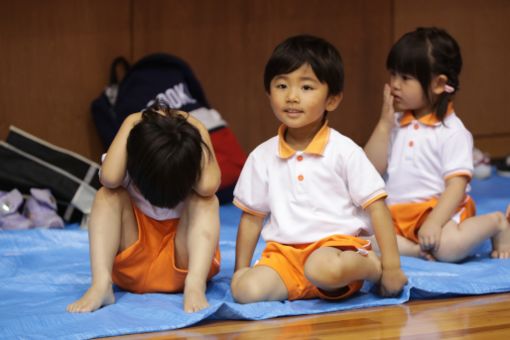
left=104, top=292, right=510, bottom=339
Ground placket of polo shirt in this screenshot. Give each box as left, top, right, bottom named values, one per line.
left=294, top=151, right=306, bottom=195
left=404, top=121, right=417, bottom=161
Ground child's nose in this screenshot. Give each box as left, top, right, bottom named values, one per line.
left=390, top=77, right=400, bottom=89
left=286, top=89, right=299, bottom=102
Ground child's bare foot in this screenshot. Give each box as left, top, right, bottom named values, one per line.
left=183, top=281, right=208, bottom=313
left=491, top=211, right=510, bottom=259
left=66, top=283, right=115, bottom=313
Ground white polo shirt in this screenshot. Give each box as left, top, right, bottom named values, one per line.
left=233, top=122, right=387, bottom=244
left=385, top=106, right=473, bottom=205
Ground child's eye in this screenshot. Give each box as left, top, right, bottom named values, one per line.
left=302, top=85, right=314, bottom=91
left=275, top=83, right=287, bottom=89
left=402, top=74, right=414, bottom=81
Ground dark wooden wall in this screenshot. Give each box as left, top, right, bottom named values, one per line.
left=0, top=0, right=130, bottom=160
left=0, top=0, right=508, bottom=161
left=393, top=0, right=510, bottom=158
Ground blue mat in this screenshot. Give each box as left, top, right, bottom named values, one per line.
left=1, top=170, right=510, bottom=339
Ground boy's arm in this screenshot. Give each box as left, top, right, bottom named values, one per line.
left=418, top=176, right=468, bottom=252
left=186, top=115, right=221, bottom=197
left=367, top=199, right=408, bottom=296
left=234, top=212, right=264, bottom=271
left=364, top=84, right=395, bottom=175
left=100, top=112, right=142, bottom=188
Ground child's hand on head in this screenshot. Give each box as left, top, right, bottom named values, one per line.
left=506, top=205, right=510, bottom=222
left=381, top=84, right=395, bottom=126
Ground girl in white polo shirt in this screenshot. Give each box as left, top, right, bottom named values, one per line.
left=365, top=27, right=510, bottom=262
left=231, top=35, right=407, bottom=304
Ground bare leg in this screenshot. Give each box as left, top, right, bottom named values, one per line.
left=371, top=234, right=434, bottom=261
left=395, top=235, right=436, bottom=259
left=394, top=235, right=419, bottom=257
left=231, top=266, right=288, bottom=303
left=67, top=187, right=138, bottom=313
left=174, top=193, right=220, bottom=313
left=433, top=212, right=510, bottom=262
left=304, top=247, right=381, bottom=293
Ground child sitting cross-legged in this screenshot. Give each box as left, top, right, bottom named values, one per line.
left=231, top=35, right=407, bottom=304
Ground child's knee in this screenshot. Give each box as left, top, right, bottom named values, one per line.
left=433, top=242, right=465, bottom=263
left=304, top=249, right=344, bottom=285
left=231, top=274, right=264, bottom=304
left=96, top=186, right=130, bottom=205
left=188, top=192, right=219, bottom=211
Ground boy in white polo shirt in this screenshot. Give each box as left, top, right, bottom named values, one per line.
left=230, top=35, right=407, bottom=303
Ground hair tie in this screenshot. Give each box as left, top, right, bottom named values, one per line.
left=444, top=84, right=455, bottom=93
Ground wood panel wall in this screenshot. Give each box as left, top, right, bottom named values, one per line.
left=393, top=0, right=510, bottom=158
left=0, top=0, right=508, bottom=161
left=0, top=0, right=131, bottom=162
left=131, top=0, right=391, bottom=155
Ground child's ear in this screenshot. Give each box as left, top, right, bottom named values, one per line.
left=326, top=92, right=343, bottom=111
left=432, top=75, right=449, bottom=95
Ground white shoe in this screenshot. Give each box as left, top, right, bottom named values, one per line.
left=496, top=155, right=510, bottom=178
left=473, top=148, right=492, bottom=180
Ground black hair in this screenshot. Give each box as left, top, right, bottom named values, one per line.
left=264, top=34, right=344, bottom=97
left=126, top=101, right=208, bottom=208
left=386, top=27, right=462, bottom=121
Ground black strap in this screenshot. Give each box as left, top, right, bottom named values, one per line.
left=109, top=57, right=130, bottom=85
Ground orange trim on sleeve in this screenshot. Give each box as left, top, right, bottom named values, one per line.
left=444, top=170, right=473, bottom=182
left=361, top=191, right=388, bottom=209
left=233, top=198, right=268, bottom=218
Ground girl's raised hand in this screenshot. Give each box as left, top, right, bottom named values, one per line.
left=381, top=84, right=395, bottom=126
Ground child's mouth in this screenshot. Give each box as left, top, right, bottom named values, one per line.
left=284, top=109, right=303, bottom=117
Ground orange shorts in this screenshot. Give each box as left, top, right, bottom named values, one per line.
left=389, top=196, right=476, bottom=243
left=112, top=203, right=221, bottom=293
left=255, top=234, right=371, bottom=301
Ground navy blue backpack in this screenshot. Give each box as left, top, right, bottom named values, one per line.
left=91, top=53, right=246, bottom=203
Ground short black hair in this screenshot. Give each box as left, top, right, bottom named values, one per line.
left=126, top=101, right=207, bottom=208
left=264, top=34, right=344, bottom=96
left=386, top=27, right=462, bottom=121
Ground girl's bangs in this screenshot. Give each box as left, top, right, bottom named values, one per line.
left=386, top=39, right=430, bottom=77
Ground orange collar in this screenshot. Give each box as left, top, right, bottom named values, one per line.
left=399, top=102, right=455, bottom=127
left=278, top=122, right=330, bottom=159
